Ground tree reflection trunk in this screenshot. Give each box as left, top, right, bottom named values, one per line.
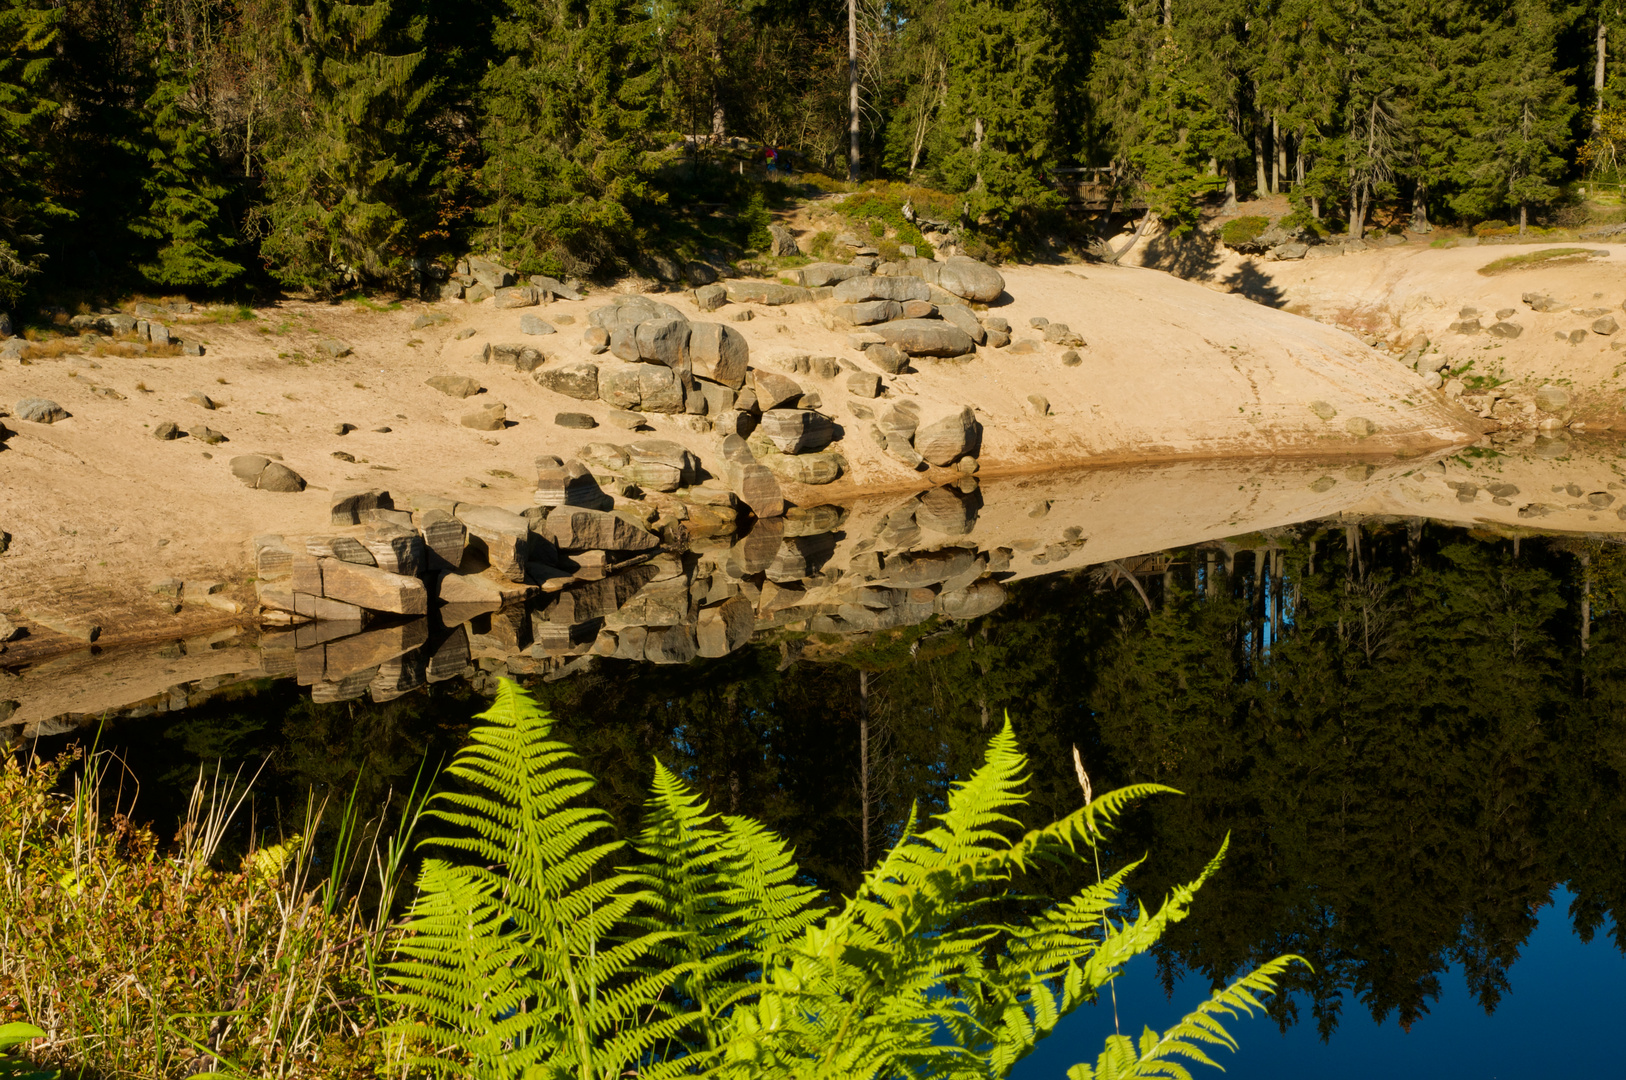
left=1581, top=554, right=1592, bottom=654
left=860, top=669, right=871, bottom=867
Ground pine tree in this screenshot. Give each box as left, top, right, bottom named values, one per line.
left=254, top=0, right=431, bottom=293
left=132, top=57, right=245, bottom=288
left=1454, top=0, right=1577, bottom=230
left=478, top=0, right=660, bottom=277
left=933, top=0, right=1066, bottom=227
left=0, top=0, right=60, bottom=304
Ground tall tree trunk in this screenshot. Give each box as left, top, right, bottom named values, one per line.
left=848, top=0, right=860, bottom=182
left=973, top=116, right=985, bottom=190
left=1518, top=102, right=1531, bottom=235
left=1272, top=116, right=1282, bottom=194
left=1163, top=0, right=1171, bottom=26
left=1223, top=165, right=1238, bottom=210
left=1253, top=117, right=1267, bottom=195
left=1599, top=18, right=1610, bottom=134
left=1296, top=146, right=1304, bottom=187
left=859, top=669, right=870, bottom=866
left=711, top=42, right=725, bottom=142
left=1411, top=182, right=1429, bottom=232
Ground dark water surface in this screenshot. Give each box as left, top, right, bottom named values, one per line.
left=11, top=515, right=1626, bottom=1074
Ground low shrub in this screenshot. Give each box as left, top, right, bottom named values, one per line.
left=1219, top=215, right=1271, bottom=248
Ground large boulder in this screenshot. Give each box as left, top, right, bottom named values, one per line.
left=914, top=406, right=979, bottom=466
left=542, top=507, right=661, bottom=553
left=321, top=559, right=430, bottom=615
left=752, top=370, right=804, bottom=411
left=534, top=360, right=600, bottom=400
left=601, top=362, right=684, bottom=413
left=689, top=322, right=749, bottom=388
left=874, top=319, right=976, bottom=357
left=767, top=224, right=799, bottom=257
left=15, top=398, right=66, bottom=424
left=790, top=262, right=866, bottom=288
left=936, top=257, right=1004, bottom=302
left=1535, top=384, right=1570, bottom=412
left=456, top=504, right=532, bottom=580
left=635, top=317, right=691, bottom=369
left=494, top=285, right=540, bottom=308
left=724, top=280, right=812, bottom=306
left=762, top=451, right=842, bottom=485
left=589, top=295, right=685, bottom=330
left=723, top=456, right=785, bottom=518
left=757, top=409, right=836, bottom=454
left=461, top=402, right=508, bottom=430
left=937, top=304, right=986, bottom=345
left=833, top=300, right=903, bottom=326
left=426, top=374, right=482, bottom=398
left=468, top=256, right=516, bottom=289
left=693, top=283, right=728, bottom=311
left=833, top=276, right=930, bottom=304
left=625, top=439, right=700, bottom=486
left=230, top=455, right=306, bottom=492
left=484, top=342, right=544, bottom=372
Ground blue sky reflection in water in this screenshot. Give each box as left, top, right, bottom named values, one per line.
left=1012, top=888, right=1625, bottom=1080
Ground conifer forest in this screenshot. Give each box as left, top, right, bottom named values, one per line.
left=1, top=0, right=1622, bottom=304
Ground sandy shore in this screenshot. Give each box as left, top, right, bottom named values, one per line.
left=1, top=259, right=1480, bottom=659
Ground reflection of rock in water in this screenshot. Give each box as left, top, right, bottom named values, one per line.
left=251, top=478, right=1014, bottom=703
left=7, top=456, right=1464, bottom=736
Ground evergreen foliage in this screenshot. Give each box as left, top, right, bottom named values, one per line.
left=0, top=0, right=59, bottom=303
left=934, top=0, right=1066, bottom=226
left=388, top=679, right=1302, bottom=1078
left=477, top=0, right=661, bottom=277
left=252, top=0, right=432, bottom=293
left=0, top=0, right=1616, bottom=303
left=132, top=57, right=245, bottom=288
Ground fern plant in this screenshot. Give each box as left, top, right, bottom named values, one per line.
left=387, top=679, right=1305, bottom=1079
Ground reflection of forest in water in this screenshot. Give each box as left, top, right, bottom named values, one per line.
left=39, top=518, right=1626, bottom=1040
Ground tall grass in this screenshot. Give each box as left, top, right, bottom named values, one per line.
left=0, top=744, right=431, bottom=1079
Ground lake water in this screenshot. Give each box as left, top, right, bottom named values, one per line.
left=6, top=450, right=1626, bottom=1074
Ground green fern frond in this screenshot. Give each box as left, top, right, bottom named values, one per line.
left=385, top=859, right=545, bottom=1074
left=1070, top=955, right=1310, bottom=1080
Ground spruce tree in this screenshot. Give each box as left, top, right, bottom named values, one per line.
left=1121, top=37, right=1232, bottom=235
left=478, top=0, right=660, bottom=276
left=254, top=0, right=431, bottom=293
left=0, top=0, right=60, bottom=304
left=933, top=0, right=1065, bottom=227
left=132, top=57, right=246, bottom=289
left=1454, top=0, right=1577, bottom=230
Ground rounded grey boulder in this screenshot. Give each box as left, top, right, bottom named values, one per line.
left=936, top=257, right=1005, bottom=303
left=15, top=398, right=67, bottom=424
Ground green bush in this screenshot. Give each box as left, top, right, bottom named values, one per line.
left=836, top=184, right=950, bottom=258
left=386, top=680, right=1303, bottom=1079
left=1219, top=215, right=1271, bottom=247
